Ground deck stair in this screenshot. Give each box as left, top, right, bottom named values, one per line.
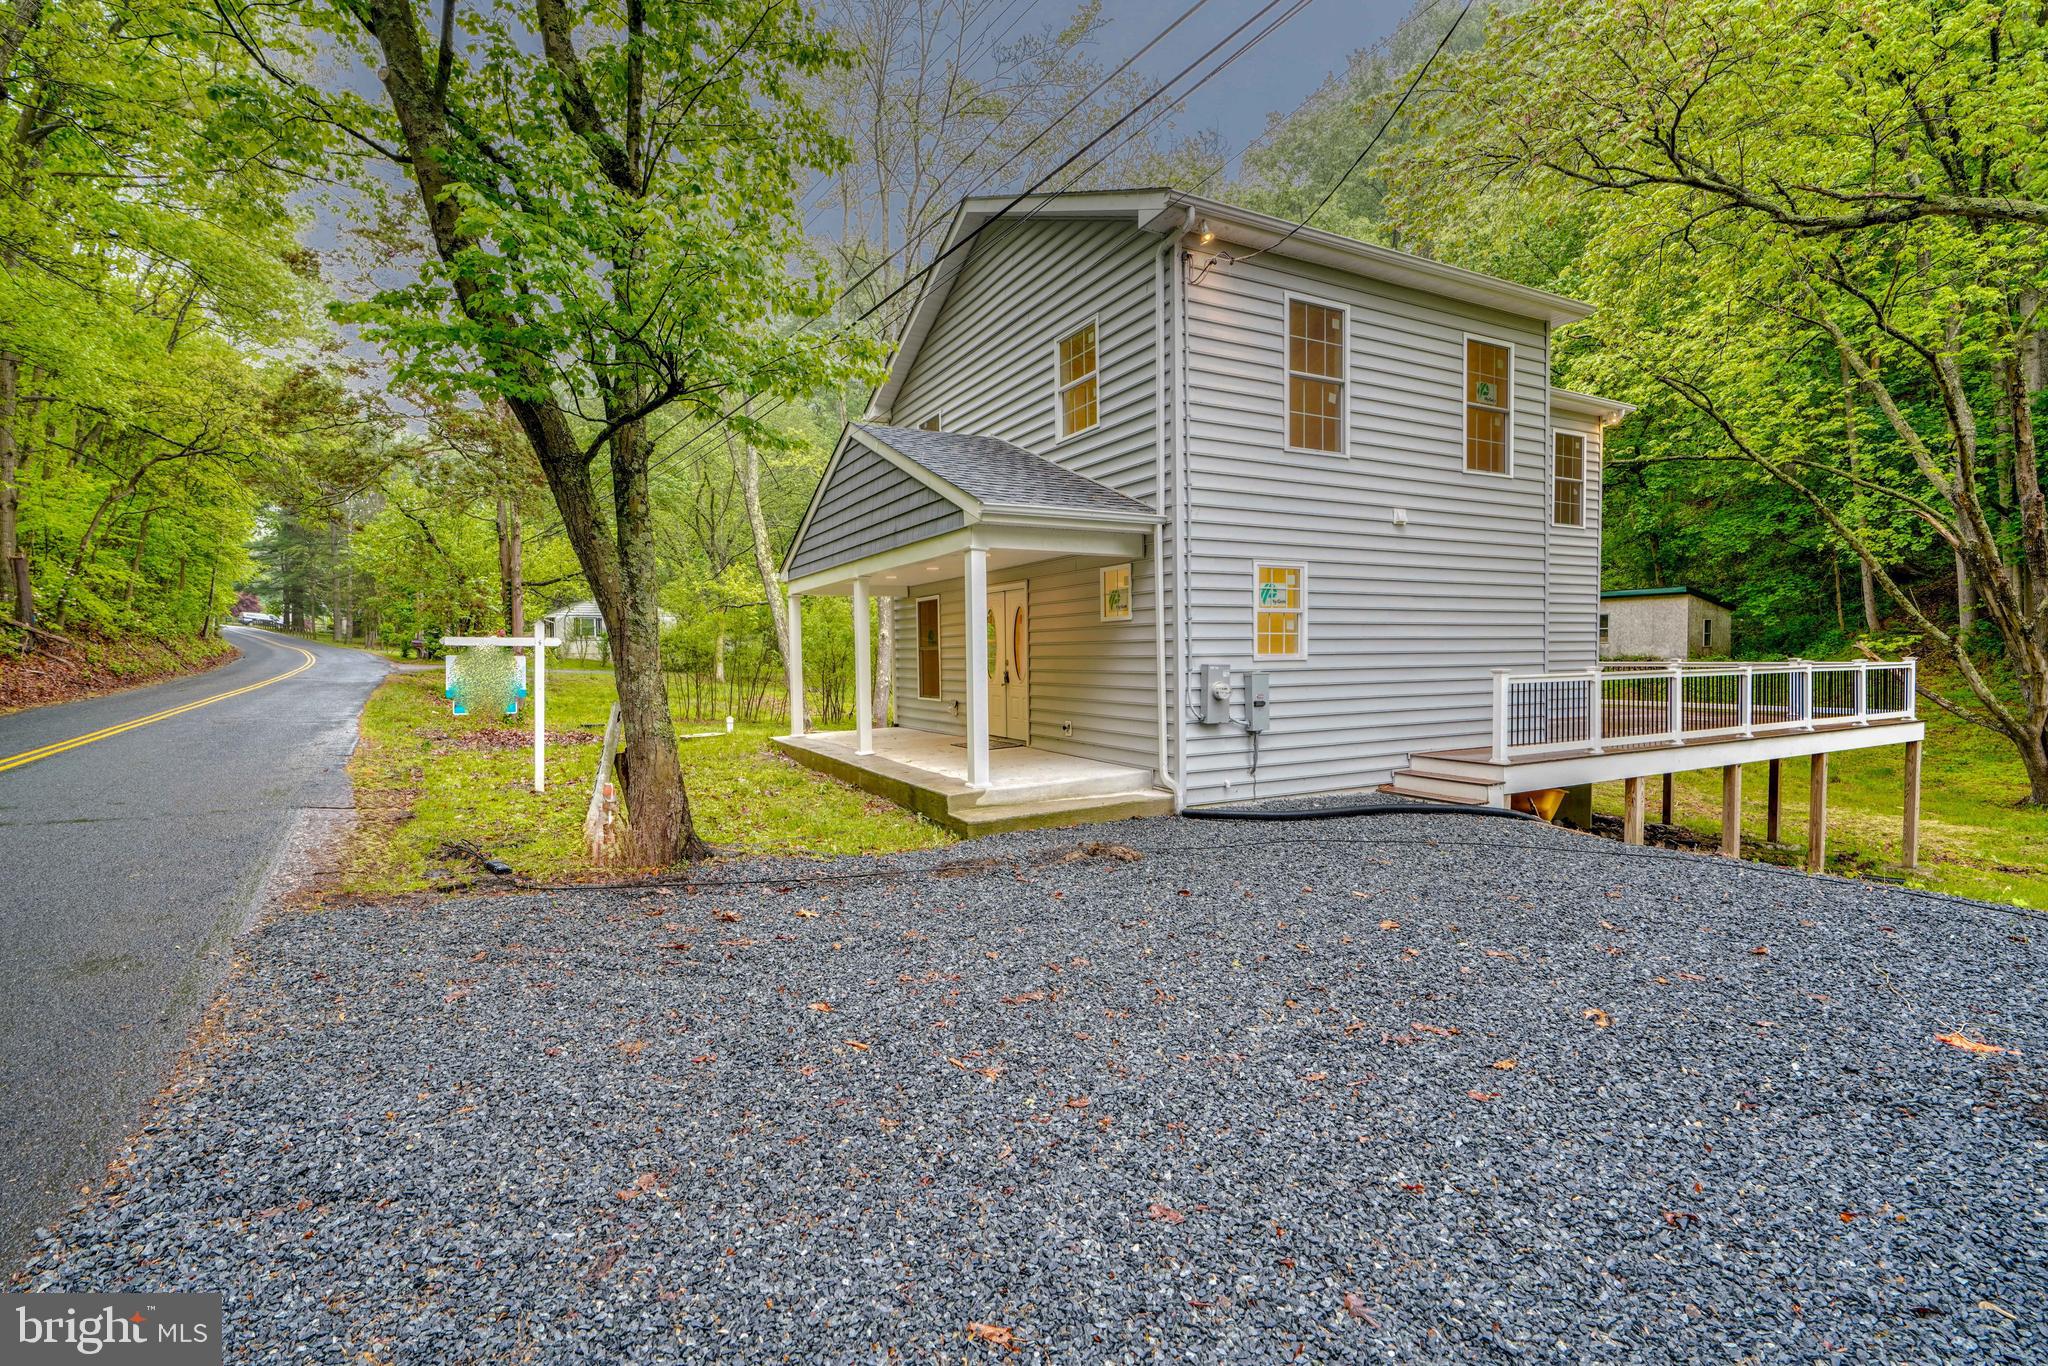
left=1384, top=750, right=1506, bottom=806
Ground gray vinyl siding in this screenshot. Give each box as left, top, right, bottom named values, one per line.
left=881, top=214, right=1166, bottom=774
left=1547, top=418, right=1603, bottom=669
left=887, top=216, right=1163, bottom=506
left=890, top=553, right=1161, bottom=775
left=1178, top=253, right=1555, bottom=803
left=787, top=442, right=963, bottom=578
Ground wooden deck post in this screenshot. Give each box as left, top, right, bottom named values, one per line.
left=1807, top=752, right=1829, bottom=874
left=1720, top=764, right=1742, bottom=857
left=1765, top=758, right=1781, bottom=843
left=1660, top=772, right=1674, bottom=825
left=1623, top=776, right=1646, bottom=846
left=1902, top=739, right=1922, bottom=870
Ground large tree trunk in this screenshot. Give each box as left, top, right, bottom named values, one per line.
left=607, top=416, right=707, bottom=862
left=1956, top=548, right=1977, bottom=635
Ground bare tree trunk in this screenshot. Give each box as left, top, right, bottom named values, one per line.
left=713, top=624, right=726, bottom=684
left=735, top=428, right=791, bottom=662
left=1957, top=547, right=1977, bottom=635
left=1843, top=353, right=1880, bottom=632
left=496, top=490, right=524, bottom=635
left=122, top=502, right=156, bottom=607
left=0, top=349, right=30, bottom=626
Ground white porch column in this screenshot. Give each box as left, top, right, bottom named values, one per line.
left=852, top=576, right=874, bottom=756
left=962, top=546, right=991, bottom=789
left=784, top=589, right=805, bottom=737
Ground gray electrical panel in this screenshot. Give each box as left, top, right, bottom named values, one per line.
left=1245, top=670, right=1271, bottom=732
left=1198, top=663, right=1230, bottom=725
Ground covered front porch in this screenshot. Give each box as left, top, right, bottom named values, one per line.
left=777, top=423, right=1172, bottom=831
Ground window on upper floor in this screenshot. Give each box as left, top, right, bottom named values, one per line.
left=1056, top=321, right=1098, bottom=439
left=1286, top=297, right=1346, bottom=454
left=1465, top=338, right=1512, bottom=474
left=1253, top=562, right=1306, bottom=660
left=1553, top=431, right=1586, bottom=527
left=919, top=415, right=941, bottom=432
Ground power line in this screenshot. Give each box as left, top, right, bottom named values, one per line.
left=651, top=0, right=1314, bottom=477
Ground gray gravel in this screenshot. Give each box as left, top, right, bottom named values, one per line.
left=15, top=813, right=2048, bottom=1361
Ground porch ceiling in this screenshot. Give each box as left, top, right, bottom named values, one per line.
left=786, top=519, right=1150, bottom=597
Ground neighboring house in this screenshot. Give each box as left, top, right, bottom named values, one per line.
left=773, top=189, right=1921, bottom=851
left=1600, top=587, right=1734, bottom=660
left=541, top=601, right=611, bottom=661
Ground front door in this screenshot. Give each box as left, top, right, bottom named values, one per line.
left=985, top=584, right=1029, bottom=742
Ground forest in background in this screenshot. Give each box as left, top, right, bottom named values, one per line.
left=5, top=0, right=2046, bottom=819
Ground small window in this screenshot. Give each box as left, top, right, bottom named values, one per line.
left=1253, top=563, right=1306, bottom=660
left=1465, top=338, right=1512, bottom=474
left=916, top=598, right=941, bottom=699
left=1056, top=322, right=1098, bottom=439
left=919, top=415, right=941, bottom=432
left=1599, top=612, right=1610, bottom=645
left=1552, top=432, right=1585, bottom=526
left=1701, top=617, right=1714, bottom=649
left=1286, top=298, right=1346, bottom=453
left=1100, top=563, right=1132, bottom=622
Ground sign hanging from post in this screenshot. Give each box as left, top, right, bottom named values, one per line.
left=441, top=623, right=563, bottom=793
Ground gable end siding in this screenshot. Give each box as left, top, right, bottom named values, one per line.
left=787, top=443, right=964, bottom=579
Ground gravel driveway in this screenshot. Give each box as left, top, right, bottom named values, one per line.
left=15, top=812, right=2046, bottom=1361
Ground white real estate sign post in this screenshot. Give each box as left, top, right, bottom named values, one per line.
left=441, top=622, right=563, bottom=793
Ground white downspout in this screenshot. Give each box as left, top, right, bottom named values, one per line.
left=1542, top=320, right=1552, bottom=673
left=1172, top=209, right=1195, bottom=807
left=1152, top=235, right=1176, bottom=798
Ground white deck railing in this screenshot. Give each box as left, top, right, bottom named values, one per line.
left=1489, top=658, right=1917, bottom=763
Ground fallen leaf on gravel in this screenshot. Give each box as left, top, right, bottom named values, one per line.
left=843, top=1040, right=869, bottom=1052
left=1839, top=1211, right=1857, bottom=1222
left=1490, top=1058, right=1517, bottom=1071
left=966, top=1321, right=1016, bottom=1350
left=1065, top=1096, right=1090, bottom=1109
left=1484, top=950, right=1517, bottom=960
left=1583, top=1008, right=1612, bottom=1028
left=690, top=1053, right=715, bottom=1064
left=808, top=1001, right=834, bottom=1012
left=1378, top=919, right=1399, bottom=931
left=794, top=908, right=819, bottom=919
left=616, top=1039, right=647, bottom=1058
left=1751, top=946, right=1770, bottom=956
left=1676, top=971, right=1706, bottom=981
left=714, top=910, right=741, bottom=923
left=1935, top=1032, right=2010, bottom=1055
left=1400, top=1183, right=1424, bottom=1194
left=1411, top=1022, right=1458, bottom=1037
left=1341, top=1291, right=1378, bottom=1326
left=1002, top=990, right=1049, bottom=1005
left=1662, top=1210, right=1698, bottom=1227
left=616, top=1172, right=657, bottom=1200
left=1147, top=1202, right=1186, bottom=1224
left=1467, top=1090, right=1499, bottom=1102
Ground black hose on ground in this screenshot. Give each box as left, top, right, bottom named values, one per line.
left=1182, top=800, right=1541, bottom=823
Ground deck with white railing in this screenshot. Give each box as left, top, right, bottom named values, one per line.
left=1389, top=658, right=1925, bottom=870
left=1486, top=657, right=1916, bottom=763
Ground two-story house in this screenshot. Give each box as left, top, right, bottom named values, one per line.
left=772, top=189, right=1923, bottom=853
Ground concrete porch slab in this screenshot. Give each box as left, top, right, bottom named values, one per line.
left=771, top=727, right=1174, bottom=836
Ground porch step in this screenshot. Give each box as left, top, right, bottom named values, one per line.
left=1403, top=749, right=1508, bottom=783
left=1384, top=768, right=1504, bottom=806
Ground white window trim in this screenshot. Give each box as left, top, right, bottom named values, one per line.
left=1099, top=563, right=1133, bottom=623
left=1550, top=427, right=1587, bottom=528
left=1051, top=315, right=1100, bottom=444
left=1461, top=332, right=1517, bottom=479
left=1282, top=291, right=1351, bottom=458
left=1252, top=560, right=1309, bottom=662
left=914, top=595, right=942, bottom=699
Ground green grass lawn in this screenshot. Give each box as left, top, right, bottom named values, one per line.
left=1590, top=697, right=2048, bottom=908
left=339, top=669, right=951, bottom=896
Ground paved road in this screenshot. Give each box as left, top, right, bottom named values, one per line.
left=0, top=628, right=385, bottom=1268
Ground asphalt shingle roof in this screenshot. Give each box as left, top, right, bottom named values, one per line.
left=853, top=424, right=1159, bottom=520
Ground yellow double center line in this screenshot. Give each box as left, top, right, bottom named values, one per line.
left=0, top=640, right=318, bottom=775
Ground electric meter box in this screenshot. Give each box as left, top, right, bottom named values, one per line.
left=1245, top=670, right=1272, bottom=732
left=1199, top=663, right=1231, bottom=725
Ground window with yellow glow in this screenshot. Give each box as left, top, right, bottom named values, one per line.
left=1466, top=339, right=1512, bottom=474
left=1253, top=563, right=1305, bottom=660
left=1552, top=431, right=1585, bottom=526
left=1286, top=299, right=1346, bottom=453
left=1056, top=322, right=1098, bottom=438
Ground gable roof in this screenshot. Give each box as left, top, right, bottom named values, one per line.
left=780, top=424, right=1160, bottom=579
left=1602, top=586, right=1734, bottom=611
left=869, top=188, right=1597, bottom=420
left=852, top=425, right=1157, bottom=519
